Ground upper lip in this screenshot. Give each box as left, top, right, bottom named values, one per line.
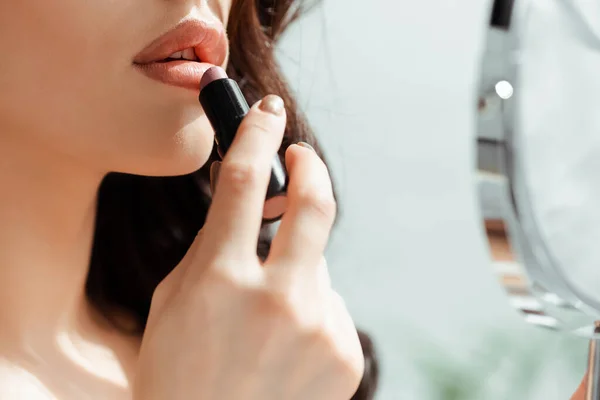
left=134, top=18, right=227, bottom=66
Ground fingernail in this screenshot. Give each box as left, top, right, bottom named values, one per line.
left=259, top=95, right=285, bottom=115
left=209, top=161, right=221, bottom=195
left=297, top=141, right=315, bottom=152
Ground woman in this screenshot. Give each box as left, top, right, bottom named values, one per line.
left=0, top=0, right=379, bottom=398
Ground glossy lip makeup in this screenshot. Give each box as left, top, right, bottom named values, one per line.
left=199, top=66, right=288, bottom=223
left=133, top=19, right=228, bottom=91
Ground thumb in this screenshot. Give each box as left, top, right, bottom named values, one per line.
left=209, top=161, right=222, bottom=196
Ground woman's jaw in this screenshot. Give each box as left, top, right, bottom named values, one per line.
left=0, top=4, right=231, bottom=179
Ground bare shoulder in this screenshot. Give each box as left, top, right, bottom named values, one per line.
left=0, top=363, right=55, bottom=400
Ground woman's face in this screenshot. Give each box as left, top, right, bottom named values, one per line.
left=0, top=0, right=232, bottom=176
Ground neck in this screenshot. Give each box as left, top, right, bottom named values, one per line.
left=0, top=133, right=105, bottom=341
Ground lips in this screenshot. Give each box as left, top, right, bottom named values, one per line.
left=134, top=18, right=228, bottom=91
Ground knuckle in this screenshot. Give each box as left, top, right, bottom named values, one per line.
left=181, top=267, right=245, bottom=308
left=297, top=189, right=337, bottom=222
left=202, top=264, right=235, bottom=287
left=183, top=259, right=242, bottom=293
left=253, top=289, right=297, bottom=321
left=252, top=288, right=323, bottom=333
left=202, top=259, right=251, bottom=288
left=219, top=161, right=262, bottom=193
left=260, top=289, right=324, bottom=332
left=243, top=120, right=274, bottom=137
left=303, top=325, right=332, bottom=349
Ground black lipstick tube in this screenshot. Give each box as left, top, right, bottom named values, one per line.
left=199, top=77, right=288, bottom=223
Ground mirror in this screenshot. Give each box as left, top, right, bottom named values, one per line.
left=477, top=0, right=600, bottom=396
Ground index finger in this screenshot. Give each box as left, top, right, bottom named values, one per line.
left=202, top=95, right=287, bottom=258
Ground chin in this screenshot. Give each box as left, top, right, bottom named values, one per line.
left=132, top=151, right=212, bottom=177
left=127, top=144, right=214, bottom=178
left=110, top=123, right=215, bottom=177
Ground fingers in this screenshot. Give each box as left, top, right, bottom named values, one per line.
left=202, top=95, right=287, bottom=259
left=266, top=143, right=337, bottom=268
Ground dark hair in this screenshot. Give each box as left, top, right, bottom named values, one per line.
left=87, top=0, right=379, bottom=398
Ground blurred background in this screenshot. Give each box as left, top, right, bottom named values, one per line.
left=276, top=0, right=588, bottom=398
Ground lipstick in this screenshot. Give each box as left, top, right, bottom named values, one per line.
left=199, top=66, right=288, bottom=223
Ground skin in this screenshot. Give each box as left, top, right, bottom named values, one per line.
left=0, top=1, right=364, bottom=399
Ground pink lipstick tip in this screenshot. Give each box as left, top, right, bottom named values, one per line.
left=200, top=66, right=228, bottom=91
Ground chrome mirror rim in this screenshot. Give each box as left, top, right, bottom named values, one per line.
left=476, top=0, right=600, bottom=338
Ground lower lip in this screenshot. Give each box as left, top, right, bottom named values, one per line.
left=134, top=60, right=214, bottom=91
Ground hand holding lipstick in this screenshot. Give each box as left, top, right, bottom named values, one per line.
left=200, top=67, right=289, bottom=223
left=133, top=95, right=365, bottom=400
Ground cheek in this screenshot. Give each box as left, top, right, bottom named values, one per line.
left=214, top=0, right=234, bottom=26
left=0, top=0, right=134, bottom=136
left=0, top=1, right=118, bottom=83
left=0, top=1, right=218, bottom=175
left=0, top=1, right=144, bottom=160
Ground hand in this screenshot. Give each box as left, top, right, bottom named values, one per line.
left=133, top=95, right=365, bottom=400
